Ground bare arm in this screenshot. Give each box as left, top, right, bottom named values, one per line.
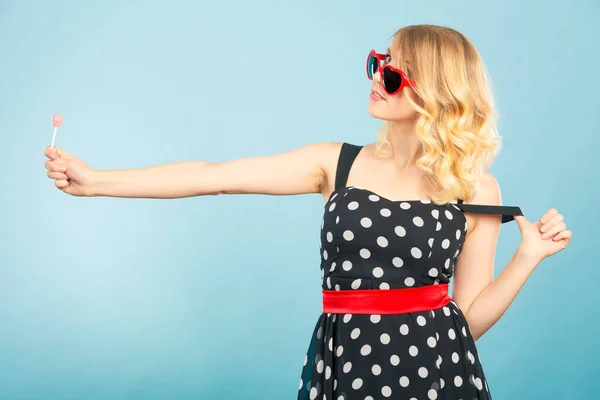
left=44, top=142, right=342, bottom=199
left=452, top=172, right=540, bottom=341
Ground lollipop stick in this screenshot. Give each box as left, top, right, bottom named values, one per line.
left=51, top=126, right=58, bottom=148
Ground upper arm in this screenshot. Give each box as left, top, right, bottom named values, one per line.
left=452, top=172, right=503, bottom=312
left=203, top=142, right=341, bottom=196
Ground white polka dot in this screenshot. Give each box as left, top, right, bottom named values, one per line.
left=360, top=217, right=372, bottom=228
left=445, top=258, right=451, bottom=269
left=400, top=202, right=411, bottom=210
left=445, top=210, right=454, bottom=220
left=343, top=362, right=352, bottom=373
left=399, top=376, right=410, bottom=387
left=373, top=267, right=384, bottom=278
left=421, top=199, right=432, bottom=204
left=351, top=279, right=361, bottom=289
left=328, top=338, right=333, bottom=351
left=299, top=379, right=303, bottom=390
left=454, top=376, right=463, bottom=387
left=365, top=397, right=373, bottom=400
left=330, top=193, right=338, bottom=201
left=380, top=334, right=391, bottom=344
left=380, top=208, right=392, bottom=217
left=392, top=257, right=404, bottom=267
left=404, top=277, right=415, bottom=287
left=336, top=346, right=344, bottom=357
left=379, top=282, right=390, bottom=290
left=343, top=314, right=352, bottom=323
left=368, top=194, right=380, bottom=202
left=436, top=355, right=442, bottom=369
left=474, top=377, right=483, bottom=390
left=427, top=337, right=437, bottom=347
left=381, top=386, right=392, bottom=397
left=323, top=250, right=328, bottom=260
left=360, top=249, right=371, bottom=259
left=440, top=378, right=445, bottom=389
left=418, top=367, right=428, bottom=378
left=326, top=232, right=333, bottom=242
left=335, top=216, right=339, bottom=224
left=350, top=328, right=361, bottom=339
left=342, top=261, right=352, bottom=271
left=326, top=366, right=332, bottom=379
left=400, top=324, right=409, bottom=335
left=411, top=247, right=422, bottom=258
left=394, top=226, right=406, bottom=237
left=317, top=360, right=324, bottom=373
left=417, top=316, right=427, bottom=326
left=343, top=230, right=354, bottom=241
left=441, top=239, right=450, bottom=249
left=428, top=238, right=434, bottom=247
left=428, top=268, right=438, bottom=277
left=413, top=216, right=424, bottom=227
left=361, top=345, right=372, bottom=355
left=436, top=221, right=442, bottom=231
left=310, top=387, right=318, bottom=399
left=348, top=201, right=359, bottom=210
left=352, top=378, right=363, bottom=389
left=329, top=203, right=336, bottom=212
left=377, top=236, right=389, bottom=247
left=462, top=326, right=468, bottom=337
left=443, top=307, right=451, bottom=316
left=456, top=229, right=461, bottom=240
left=372, top=364, right=382, bottom=375
left=468, top=351, right=475, bottom=364
left=448, top=328, right=456, bottom=340
left=428, top=389, right=438, bottom=399
left=452, top=352, right=459, bottom=363
left=390, top=354, right=400, bottom=366
left=326, top=277, right=331, bottom=289
left=304, top=355, right=307, bottom=366
left=409, top=345, right=418, bottom=356
left=431, top=209, right=439, bottom=219
left=370, top=315, right=381, bottom=323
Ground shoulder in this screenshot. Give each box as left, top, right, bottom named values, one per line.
left=467, top=171, right=502, bottom=206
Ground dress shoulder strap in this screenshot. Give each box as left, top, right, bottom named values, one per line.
left=455, top=202, right=523, bottom=224
left=334, top=143, right=364, bottom=190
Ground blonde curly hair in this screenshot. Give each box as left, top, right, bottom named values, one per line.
left=374, top=24, right=501, bottom=204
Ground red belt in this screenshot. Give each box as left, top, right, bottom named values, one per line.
left=322, top=284, right=452, bottom=314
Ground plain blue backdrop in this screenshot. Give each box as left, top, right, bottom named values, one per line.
left=1, top=0, right=599, bottom=399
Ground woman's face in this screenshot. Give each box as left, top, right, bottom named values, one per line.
left=367, top=50, right=418, bottom=123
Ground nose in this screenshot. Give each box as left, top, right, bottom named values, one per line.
left=373, top=70, right=382, bottom=83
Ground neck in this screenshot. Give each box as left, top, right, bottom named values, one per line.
left=385, top=120, right=421, bottom=170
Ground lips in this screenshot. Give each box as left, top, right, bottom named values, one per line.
left=371, top=88, right=385, bottom=100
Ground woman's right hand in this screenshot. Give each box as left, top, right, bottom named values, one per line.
left=44, top=146, right=96, bottom=196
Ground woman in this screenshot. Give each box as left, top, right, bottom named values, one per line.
left=43, top=24, right=571, bottom=399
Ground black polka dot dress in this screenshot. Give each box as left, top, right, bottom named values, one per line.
left=297, top=143, right=522, bottom=400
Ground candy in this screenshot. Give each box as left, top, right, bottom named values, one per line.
left=52, top=114, right=64, bottom=127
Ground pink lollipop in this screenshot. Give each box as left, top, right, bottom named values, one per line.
left=50, top=114, right=63, bottom=148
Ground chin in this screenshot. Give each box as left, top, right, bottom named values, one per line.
left=367, top=102, right=392, bottom=121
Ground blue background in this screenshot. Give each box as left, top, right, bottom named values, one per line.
left=1, top=0, right=598, bottom=399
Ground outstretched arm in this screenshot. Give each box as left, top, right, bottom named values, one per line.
left=44, top=142, right=341, bottom=199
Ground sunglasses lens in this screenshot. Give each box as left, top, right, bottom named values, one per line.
left=367, top=53, right=378, bottom=79
left=382, top=67, right=403, bottom=94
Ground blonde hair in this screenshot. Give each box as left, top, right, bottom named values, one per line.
left=375, top=24, right=501, bottom=204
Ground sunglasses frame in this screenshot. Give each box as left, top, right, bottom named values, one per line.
left=366, top=49, right=416, bottom=95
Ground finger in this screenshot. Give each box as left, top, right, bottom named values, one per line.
left=513, top=215, right=530, bottom=231
left=44, top=160, right=67, bottom=172
left=55, top=179, right=70, bottom=189
left=539, top=208, right=559, bottom=224
left=542, top=222, right=567, bottom=239
left=47, top=171, right=68, bottom=180
left=540, top=213, right=564, bottom=234
left=553, top=230, right=572, bottom=242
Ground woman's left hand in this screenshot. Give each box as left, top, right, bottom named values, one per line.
left=514, top=208, right=572, bottom=263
